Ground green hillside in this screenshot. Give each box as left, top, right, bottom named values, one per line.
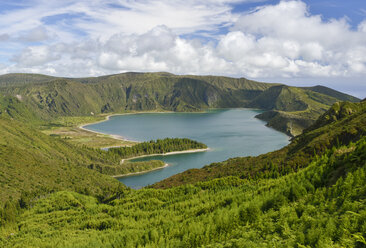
left=302, top=85, right=360, bottom=102
left=1, top=133, right=365, bottom=247
left=0, top=95, right=41, bottom=124
left=153, top=101, right=366, bottom=188
left=0, top=73, right=58, bottom=87
left=0, top=115, right=208, bottom=204
left=0, top=72, right=359, bottom=136
left=250, top=85, right=355, bottom=136
left=0, top=117, right=123, bottom=203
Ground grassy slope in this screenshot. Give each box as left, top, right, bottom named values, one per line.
left=0, top=94, right=134, bottom=149
left=0, top=72, right=359, bottom=136
left=152, top=101, right=366, bottom=189
left=0, top=73, right=364, bottom=246
left=0, top=95, right=42, bottom=125
left=1, top=136, right=365, bottom=247
left=0, top=117, right=123, bottom=203
left=42, top=125, right=135, bottom=148
left=302, top=85, right=361, bottom=102
left=41, top=115, right=137, bottom=148
left=0, top=73, right=57, bottom=87
left=252, top=85, right=353, bottom=136
left=0, top=114, right=209, bottom=203
left=0, top=97, right=137, bottom=202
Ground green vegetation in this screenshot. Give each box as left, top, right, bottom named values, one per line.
left=0, top=73, right=57, bottom=87
left=108, top=138, right=207, bottom=159
left=89, top=138, right=207, bottom=176
left=0, top=95, right=42, bottom=125
left=90, top=160, right=166, bottom=177
left=0, top=116, right=207, bottom=203
left=0, top=72, right=359, bottom=136
left=0, top=117, right=123, bottom=203
left=251, top=85, right=349, bottom=136
left=1, top=137, right=365, bottom=247
left=41, top=125, right=135, bottom=148
left=153, top=100, right=366, bottom=188
left=0, top=72, right=364, bottom=247
left=39, top=115, right=138, bottom=148
left=302, top=85, right=361, bottom=102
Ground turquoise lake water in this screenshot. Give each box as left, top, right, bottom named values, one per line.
left=85, top=109, right=290, bottom=188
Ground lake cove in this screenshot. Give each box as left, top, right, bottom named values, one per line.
left=84, top=109, right=289, bottom=188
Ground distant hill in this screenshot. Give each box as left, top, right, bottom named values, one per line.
left=0, top=73, right=58, bottom=87
left=301, top=85, right=359, bottom=102
left=0, top=72, right=360, bottom=136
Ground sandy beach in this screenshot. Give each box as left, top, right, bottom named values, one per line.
left=78, top=115, right=134, bottom=142
left=79, top=113, right=210, bottom=178
left=120, top=148, right=210, bottom=164
left=78, top=111, right=177, bottom=144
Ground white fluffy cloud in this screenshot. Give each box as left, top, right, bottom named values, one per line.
left=97, top=25, right=232, bottom=75
left=228, top=0, right=366, bottom=78
left=1, top=0, right=366, bottom=97
left=11, top=46, right=60, bottom=66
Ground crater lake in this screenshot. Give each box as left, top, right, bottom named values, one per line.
left=84, top=109, right=290, bottom=188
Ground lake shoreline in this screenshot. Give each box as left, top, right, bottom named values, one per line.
left=120, top=148, right=210, bottom=164
left=78, top=108, right=267, bottom=146
left=115, top=148, right=210, bottom=178
left=76, top=108, right=290, bottom=149
left=78, top=111, right=179, bottom=145
left=79, top=114, right=210, bottom=178
left=79, top=109, right=290, bottom=188
left=112, top=163, right=170, bottom=178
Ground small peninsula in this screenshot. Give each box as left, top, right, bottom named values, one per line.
left=88, top=138, right=208, bottom=177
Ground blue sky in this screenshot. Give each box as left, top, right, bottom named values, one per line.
left=0, top=0, right=365, bottom=98
left=232, top=0, right=366, bottom=28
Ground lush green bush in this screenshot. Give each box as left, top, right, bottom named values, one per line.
left=153, top=101, right=366, bottom=188
left=1, top=137, right=365, bottom=247
left=91, top=160, right=165, bottom=176
left=108, top=138, right=207, bottom=158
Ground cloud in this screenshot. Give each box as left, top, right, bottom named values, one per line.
left=104, top=25, right=176, bottom=56
left=11, top=46, right=60, bottom=66
left=0, top=0, right=365, bottom=98
left=17, top=26, right=49, bottom=42
left=0, top=33, right=10, bottom=41
left=0, top=0, right=240, bottom=40
left=217, top=31, right=256, bottom=61
left=225, top=0, right=366, bottom=78
left=98, top=25, right=231, bottom=74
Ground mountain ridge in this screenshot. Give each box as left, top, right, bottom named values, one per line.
left=0, top=72, right=360, bottom=136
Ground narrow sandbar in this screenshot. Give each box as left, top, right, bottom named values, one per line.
left=120, top=148, right=210, bottom=164
left=112, top=163, right=170, bottom=178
